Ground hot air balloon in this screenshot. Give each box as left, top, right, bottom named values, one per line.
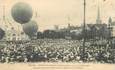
left=23, top=20, right=38, bottom=39
left=11, top=2, right=33, bottom=24
left=0, top=28, right=5, bottom=40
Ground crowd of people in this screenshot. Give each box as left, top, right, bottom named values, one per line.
left=0, top=39, right=114, bottom=63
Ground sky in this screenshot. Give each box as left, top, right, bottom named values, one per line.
left=0, top=0, right=115, bottom=31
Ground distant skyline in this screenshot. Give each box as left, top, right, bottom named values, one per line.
left=0, top=0, right=115, bottom=31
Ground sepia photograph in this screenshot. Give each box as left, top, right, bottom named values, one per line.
left=0, top=0, right=114, bottom=70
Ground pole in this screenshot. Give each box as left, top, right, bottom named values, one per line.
left=82, top=0, right=86, bottom=62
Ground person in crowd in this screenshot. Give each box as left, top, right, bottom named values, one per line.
left=0, top=39, right=114, bottom=63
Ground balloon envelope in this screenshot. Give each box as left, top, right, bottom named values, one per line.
left=0, top=28, right=5, bottom=40
left=11, top=2, right=33, bottom=24
left=23, top=21, right=38, bottom=38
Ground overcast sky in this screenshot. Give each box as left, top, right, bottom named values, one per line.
left=0, top=0, right=115, bottom=31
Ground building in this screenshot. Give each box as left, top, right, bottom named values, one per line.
left=108, top=17, right=115, bottom=37
left=84, top=5, right=110, bottom=39
left=96, top=5, right=102, bottom=24
left=0, top=6, right=31, bottom=41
